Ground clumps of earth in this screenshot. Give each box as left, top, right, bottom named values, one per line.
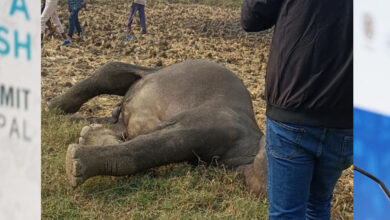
left=41, top=1, right=352, bottom=219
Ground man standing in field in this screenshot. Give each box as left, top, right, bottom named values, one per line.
left=241, top=0, right=353, bottom=219
left=127, top=0, right=147, bottom=35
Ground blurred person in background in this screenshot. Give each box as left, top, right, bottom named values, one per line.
left=127, top=0, right=147, bottom=35
left=41, top=0, right=56, bottom=37
left=241, top=0, right=353, bottom=219
left=68, top=0, right=85, bottom=39
left=41, top=0, right=71, bottom=46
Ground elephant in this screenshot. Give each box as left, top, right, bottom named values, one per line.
left=48, top=59, right=267, bottom=195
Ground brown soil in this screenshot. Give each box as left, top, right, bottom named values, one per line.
left=41, top=1, right=352, bottom=219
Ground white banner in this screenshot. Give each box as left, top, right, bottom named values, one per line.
left=354, top=0, right=390, bottom=116
left=0, top=0, right=41, bottom=219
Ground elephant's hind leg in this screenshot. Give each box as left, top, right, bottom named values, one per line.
left=48, top=62, right=158, bottom=113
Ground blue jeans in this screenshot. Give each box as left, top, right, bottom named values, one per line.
left=265, top=118, right=353, bottom=220
left=127, top=3, right=146, bottom=33
left=68, top=7, right=81, bottom=37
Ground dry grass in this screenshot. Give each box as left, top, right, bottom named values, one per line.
left=41, top=0, right=352, bottom=219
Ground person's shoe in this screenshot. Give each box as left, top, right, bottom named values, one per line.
left=122, top=35, right=135, bottom=41
left=62, top=40, right=71, bottom=46
left=78, top=32, right=82, bottom=38
left=141, top=30, right=147, bottom=35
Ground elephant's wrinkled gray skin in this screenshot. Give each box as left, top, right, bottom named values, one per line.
left=48, top=59, right=267, bottom=195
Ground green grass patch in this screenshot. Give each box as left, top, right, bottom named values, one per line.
left=42, top=110, right=268, bottom=219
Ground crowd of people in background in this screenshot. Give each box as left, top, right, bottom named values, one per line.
left=41, top=0, right=147, bottom=47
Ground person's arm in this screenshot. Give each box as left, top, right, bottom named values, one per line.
left=241, top=0, right=282, bottom=32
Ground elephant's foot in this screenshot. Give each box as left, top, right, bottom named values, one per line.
left=66, top=125, right=122, bottom=188
left=66, top=141, right=139, bottom=188
left=66, top=144, right=90, bottom=188
left=48, top=95, right=83, bottom=113
left=79, top=124, right=121, bottom=146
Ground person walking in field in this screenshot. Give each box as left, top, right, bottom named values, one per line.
left=241, top=0, right=353, bottom=219
left=41, top=1, right=56, bottom=37
left=127, top=0, right=147, bottom=35
left=41, top=0, right=71, bottom=46
left=68, top=0, right=85, bottom=39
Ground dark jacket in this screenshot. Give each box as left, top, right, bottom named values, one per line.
left=241, top=0, right=353, bottom=128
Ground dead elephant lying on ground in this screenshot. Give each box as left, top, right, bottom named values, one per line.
left=48, top=59, right=267, bottom=195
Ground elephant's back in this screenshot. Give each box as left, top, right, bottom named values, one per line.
left=152, top=59, right=252, bottom=105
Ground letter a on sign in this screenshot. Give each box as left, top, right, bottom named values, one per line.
left=9, top=0, right=30, bottom=20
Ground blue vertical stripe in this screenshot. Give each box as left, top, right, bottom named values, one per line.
left=354, top=108, right=390, bottom=219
